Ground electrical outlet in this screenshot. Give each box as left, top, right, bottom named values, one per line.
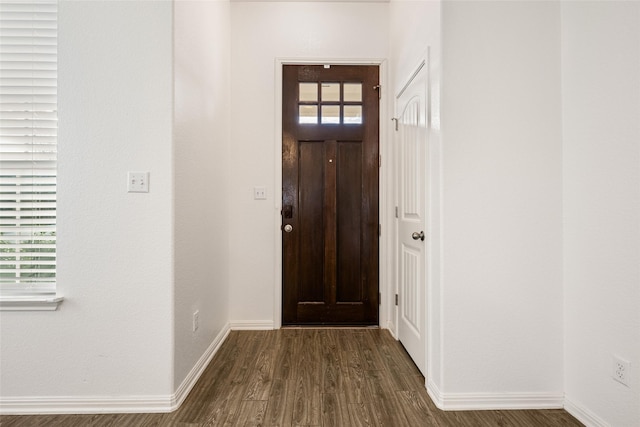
left=612, top=355, right=630, bottom=386
left=192, top=310, right=199, bottom=332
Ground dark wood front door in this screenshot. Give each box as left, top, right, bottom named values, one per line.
left=282, top=65, right=379, bottom=325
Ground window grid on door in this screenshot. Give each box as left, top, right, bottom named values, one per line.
left=298, top=82, right=363, bottom=125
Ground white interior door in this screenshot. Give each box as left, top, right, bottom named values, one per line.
left=396, top=63, right=428, bottom=374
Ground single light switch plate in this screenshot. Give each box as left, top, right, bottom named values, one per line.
left=254, top=186, right=267, bottom=200
left=128, top=172, right=149, bottom=193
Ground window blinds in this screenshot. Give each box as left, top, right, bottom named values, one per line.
left=0, top=1, right=57, bottom=295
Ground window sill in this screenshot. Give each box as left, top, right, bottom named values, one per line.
left=0, top=296, right=64, bottom=311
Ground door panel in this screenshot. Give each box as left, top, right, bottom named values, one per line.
left=282, top=65, right=379, bottom=325
left=336, top=142, right=362, bottom=303
left=396, top=63, right=428, bottom=373
left=401, top=244, right=420, bottom=334
left=299, top=141, right=324, bottom=302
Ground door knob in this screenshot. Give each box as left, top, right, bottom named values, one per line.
left=283, top=224, right=293, bottom=233
left=412, top=231, right=425, bottom=241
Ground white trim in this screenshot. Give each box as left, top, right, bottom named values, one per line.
left=229, top=320, right=275, bottom=330
left=386, top=320, right=397, bottom=339
left=377, top=59, right=392, bottom=332
left=273, top=57, right=389, bottom=329
left=171, top=323, right=231, bottom=410
left=0, top=395, right=173, bottom=415
left=396, top=60, right=426, bottom=99
left=431, top=388, right=565, bottom=411
left=426, top=378, right=444, bottom=409
left=0, top=296, right=64, bottom=311
left=564, top=397, right=610, bottom=427
left=273, top=58, right=284, bottom=330
left=0, top=324, right=232, bottom=415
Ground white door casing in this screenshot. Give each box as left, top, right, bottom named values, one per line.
left=396, top=62, right=428, bottom=374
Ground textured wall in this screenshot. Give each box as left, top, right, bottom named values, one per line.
left=441, top=0, right=564, bottom=400
left=174, top=0, right=232, bottom=389
left=562, top=2, right=640, bottom=425
left=0, top=0, right=175, bottom=399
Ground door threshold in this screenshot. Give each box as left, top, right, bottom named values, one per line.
left=281, top=325, right=380, bottom=329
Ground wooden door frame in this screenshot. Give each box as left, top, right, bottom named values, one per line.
left=273, top=58, right=394, bottom=330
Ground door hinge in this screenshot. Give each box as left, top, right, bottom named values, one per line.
left=395, top=206, right=398, bottom=218
left=378, top=292, right=381, bottom=305
left=373, top=84, right=381, bottom=100
left=395, top=294, right=399, bottom=306
left=378, top=224, right=381, bottom=236
left=379, top=155, right=382, bottom=168
left=392, top=117, right=399, bottom=131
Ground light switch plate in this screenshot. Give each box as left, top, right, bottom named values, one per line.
left=254, top=186, right=267, bottom=200
left=128, top=172, right=149, bottom=193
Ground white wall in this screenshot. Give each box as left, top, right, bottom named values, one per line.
left=440, top=0, right=564, bottom=402
left=173, top=0, right=231, bottom=390
left=228, top=1, right=389, bottom=324
left=562, top=2, right=640, bottom=426
left=390, top=0, right=440, bottom=90
left=0, top=0, right=175, bottom=401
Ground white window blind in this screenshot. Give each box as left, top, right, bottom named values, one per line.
left=0, top=0, right=57, bottom=296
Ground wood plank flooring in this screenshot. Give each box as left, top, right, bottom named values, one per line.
left=0, top=329, right=583, bottom=427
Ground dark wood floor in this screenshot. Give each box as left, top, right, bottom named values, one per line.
left=1, top=329, right=582, bottom=427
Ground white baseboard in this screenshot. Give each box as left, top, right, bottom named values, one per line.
left=0, top=323, right=232, bottom=415
left=426, top=379, right=445, bottom=409
left=0, top=395, right=174, bottom=415
left=229, top=320, right=275, bottom=330
left=426, top=380, right=563, bottom=411
left=564, top=397, right=610, bottom=427
left=171, top=322, right=231, bottom=411
left=386, top=321, right=397, bottom=339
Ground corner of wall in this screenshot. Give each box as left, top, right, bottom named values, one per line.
left=171, top=323, right=231, bottom=411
